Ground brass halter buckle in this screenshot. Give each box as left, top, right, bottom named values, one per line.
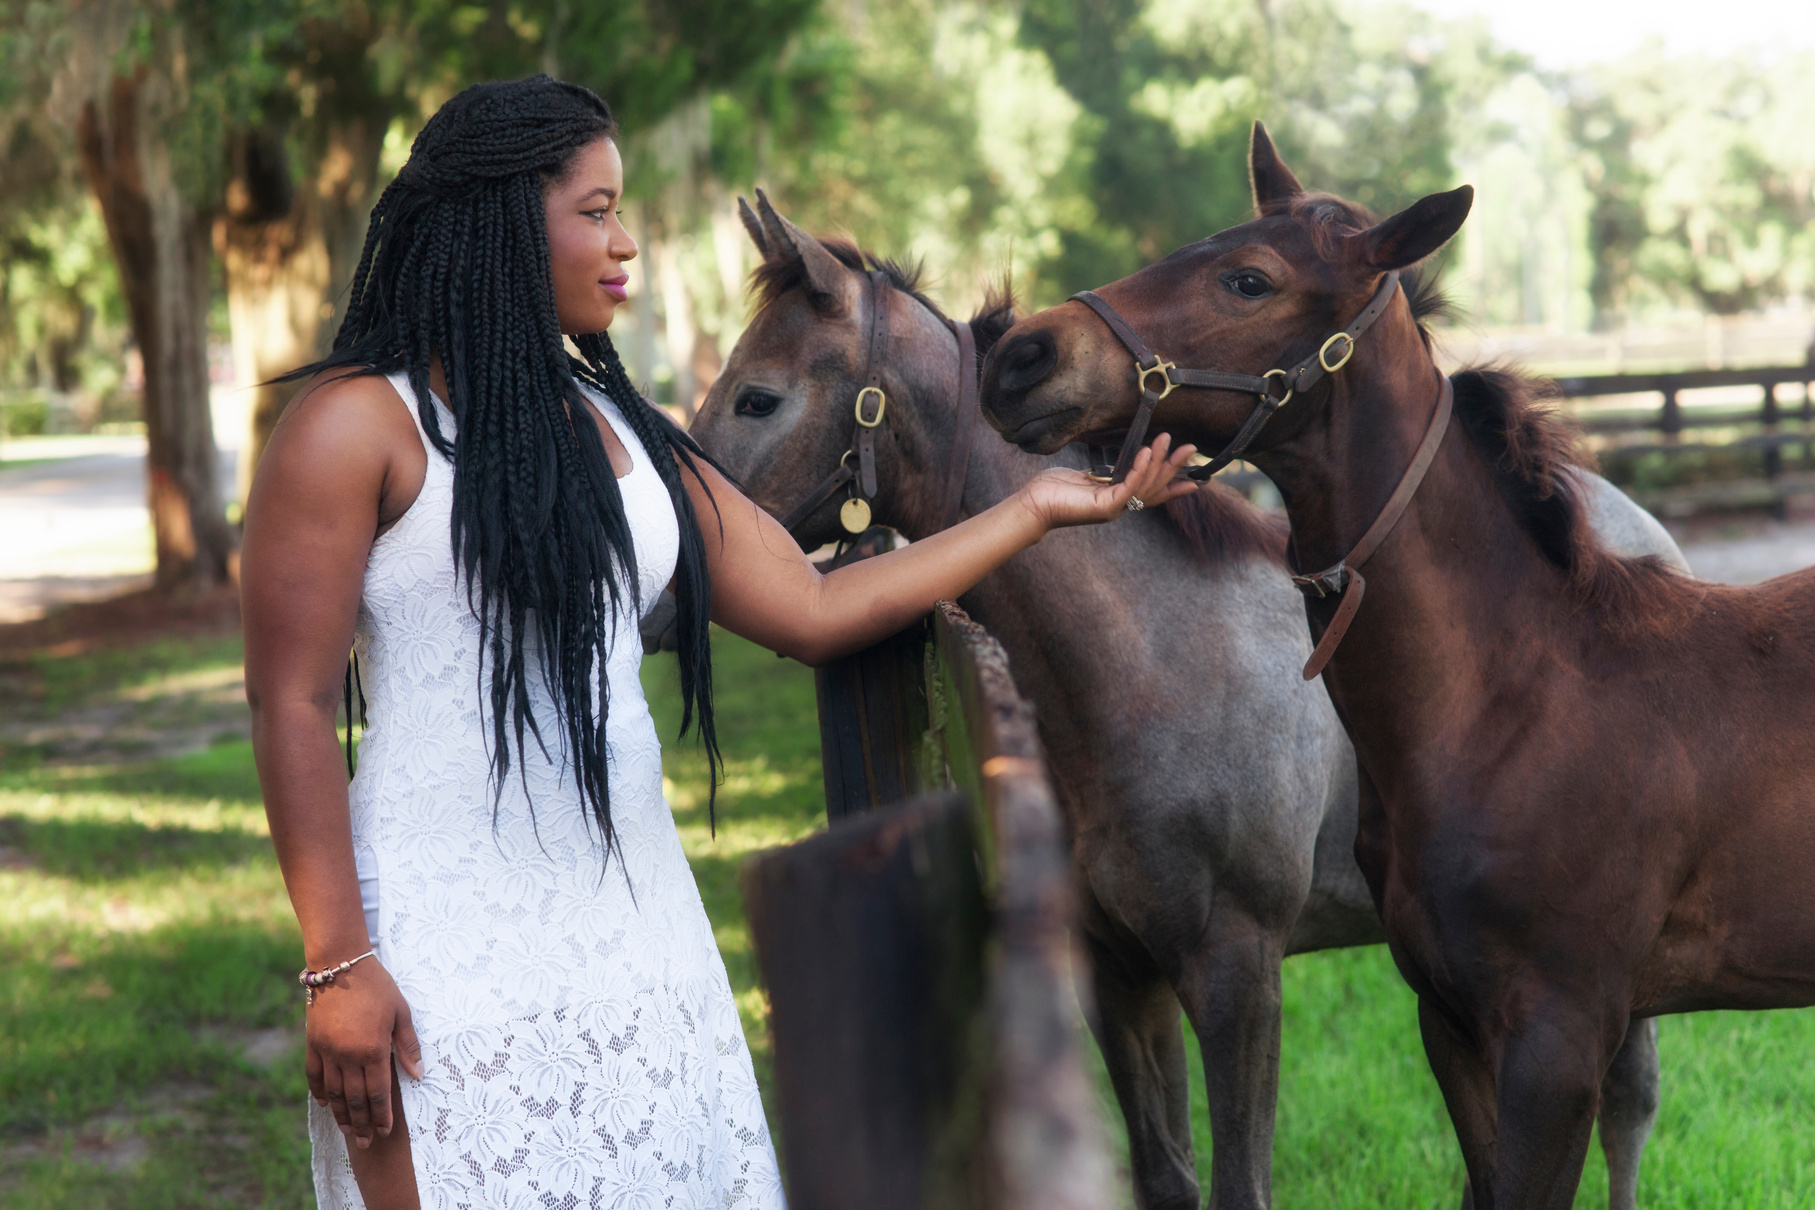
left=1319, top=331, right=1357, bottom=374
left=1136, top=358, right=1178, bottom=400
left=854, top=386, right=887, bottom=427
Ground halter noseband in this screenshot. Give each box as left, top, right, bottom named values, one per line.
left=776, top=269, right=981, bottom=540
left=1067, top=269, right=1402, bottom=485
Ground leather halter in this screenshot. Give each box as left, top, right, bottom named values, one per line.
left=1065, top=268, right=1450, bottom=679
left=776, top=269, right=982, bottom=539
left=1067, top=270, right=1402, bottom=484
left=1292, top=372, right=1453, bottom=680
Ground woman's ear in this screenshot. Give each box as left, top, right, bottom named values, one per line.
left=1350, top=186, right=1474, bottom=271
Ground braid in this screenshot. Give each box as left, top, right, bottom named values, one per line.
left=277, top=76, right=719, bottom=862
left=574, top=333, right=722, bottom=829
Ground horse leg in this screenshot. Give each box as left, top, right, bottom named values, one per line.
left=1489, top=999, right=1610, bottom=1210
left=1419, top=997, right=1498, bottom=1210
left=1086, top=933, right=1200, bottom=1210
left=1174, top=907, right=1286, bottom=1210
left=1597, top=1017, right=1659, bottom=1210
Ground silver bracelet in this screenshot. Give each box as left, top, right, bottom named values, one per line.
left=298, top=949, right=377, bottom=1005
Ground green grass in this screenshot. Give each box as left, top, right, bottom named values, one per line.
left=2, top=626, right=1811, bottom=1206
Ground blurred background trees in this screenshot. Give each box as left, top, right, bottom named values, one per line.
left=2, top=0, right=1813, bottom=592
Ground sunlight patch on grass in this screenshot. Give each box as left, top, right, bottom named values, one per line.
left=0, top=789, right=269, bottom=836
left=113, top=663, right=244, bottom=703
left=0, top=860, right=292, bottom=951
left=20, top=636, right=245, bottom=714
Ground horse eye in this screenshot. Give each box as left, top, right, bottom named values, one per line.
left=735, top=389, right=782, bottom=418
left=1226, top=272, right=1271, bottom=299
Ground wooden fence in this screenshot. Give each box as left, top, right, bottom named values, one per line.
left=1552, top=364, right=1815, bottom=514
left=741, top=600, right=1115, bottom=1210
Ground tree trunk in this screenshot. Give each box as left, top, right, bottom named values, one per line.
left=221, top=32, right=388, bottom=502
left=75, top=69, right=233, bottom=593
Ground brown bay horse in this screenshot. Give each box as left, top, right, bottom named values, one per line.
left=978, top=122, right=1815, bottom=1209
left=695, top=192, right=1667, bottom=1210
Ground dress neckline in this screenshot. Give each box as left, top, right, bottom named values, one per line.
left=425, top=384, right=639, bottom=482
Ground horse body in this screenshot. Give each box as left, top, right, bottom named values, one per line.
left=976, top=122, right=1805, bottom=1209
left=695, top=197, right=1369, bottom=1210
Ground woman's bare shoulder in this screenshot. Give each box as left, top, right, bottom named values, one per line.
left=274, top=367, right=419, bottom=450
left=253, top=367, right=427, bottom=524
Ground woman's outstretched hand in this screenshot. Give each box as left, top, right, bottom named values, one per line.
left=1017, top=433, right=1202, bottom=531
left=304, top=960, right=424, bottom=1150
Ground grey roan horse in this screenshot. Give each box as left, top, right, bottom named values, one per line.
left=691, top=195, right=1680, bottom=1210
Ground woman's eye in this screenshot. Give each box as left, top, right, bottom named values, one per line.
left=735, top=389, right=782, bottom=418
left=1227, top=272, right=1270, bottom=298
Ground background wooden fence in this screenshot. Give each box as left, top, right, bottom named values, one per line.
left=741, top=600, right=1115, bottom=1210
left=1552, top=363, right=1815, bottom=515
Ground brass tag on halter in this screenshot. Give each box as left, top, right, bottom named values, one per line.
left=840, top=497, right=873, bottom=533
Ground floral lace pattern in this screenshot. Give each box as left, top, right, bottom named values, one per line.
left=310, top=375, right=784, bottom=1209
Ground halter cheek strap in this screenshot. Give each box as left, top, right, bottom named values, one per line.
left=1069, top=270, right=1402, bottom=484
left=775, top=273, right=980, bottom=540
left=1292, top=372, right=1453, bottom=680
left=777, top=270, right=892, bottom=535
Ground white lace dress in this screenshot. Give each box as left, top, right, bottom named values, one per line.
left=309, top=373, right=785, bottom=1210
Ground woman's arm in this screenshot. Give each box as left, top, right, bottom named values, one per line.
left=689, top=435, right=1198, bottom=664
left=241, top=373, right=425, bottom=1152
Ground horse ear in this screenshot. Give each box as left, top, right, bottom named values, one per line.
left=737, top=195, right=769, bottom=258
left=1249, top=122, right=1303, bottom=212
left=1351, top=186, right=1474, bottom=271
left=753, top=187, right=855, bottom=306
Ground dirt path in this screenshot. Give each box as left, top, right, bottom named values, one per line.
left=0, top=440, right=238, bottom=623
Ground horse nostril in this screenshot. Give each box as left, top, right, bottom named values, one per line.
left=996, top=331, right=1057, bottom=393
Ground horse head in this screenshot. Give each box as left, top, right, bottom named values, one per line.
left=693, top=190, right=1013, bottom=547
left=979, top=122, right=1471, bottom=465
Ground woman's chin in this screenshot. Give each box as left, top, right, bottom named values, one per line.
left=562, top=304, right=620, bottom=336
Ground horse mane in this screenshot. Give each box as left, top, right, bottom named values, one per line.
left=750, top=236, right=943, bottom=320
left=1450, top=368, right=1697, bottom=636
left=967, top=282, right=1017, bottom=365
left=1161, top=481, right=1290, bottom=566
left=1260, top=192, right=1698, bottom=626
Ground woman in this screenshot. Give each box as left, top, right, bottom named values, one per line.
left=242, top=76, right=1195, bottom=1210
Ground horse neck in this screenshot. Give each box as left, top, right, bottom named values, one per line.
left=1253, top=314, right=1572, bottom=769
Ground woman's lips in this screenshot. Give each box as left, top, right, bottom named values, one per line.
left=601, top=274, right=629, bottom=302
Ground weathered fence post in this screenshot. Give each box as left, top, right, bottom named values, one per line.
left=743, top=793, right=989, bottom=1210
left=744, top=600, right=1115, bottom=1210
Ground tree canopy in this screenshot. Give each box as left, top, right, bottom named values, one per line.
left=2, top=0, right=1810, bottom=539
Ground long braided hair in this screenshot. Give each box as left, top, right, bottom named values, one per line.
left=283, top=76, right=720, bottom=857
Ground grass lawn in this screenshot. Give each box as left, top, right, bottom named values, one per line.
left=1, top=622, right=1810, bottom=1206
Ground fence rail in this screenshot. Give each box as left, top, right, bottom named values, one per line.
left=1551, top=363, right=1815, bottom=514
